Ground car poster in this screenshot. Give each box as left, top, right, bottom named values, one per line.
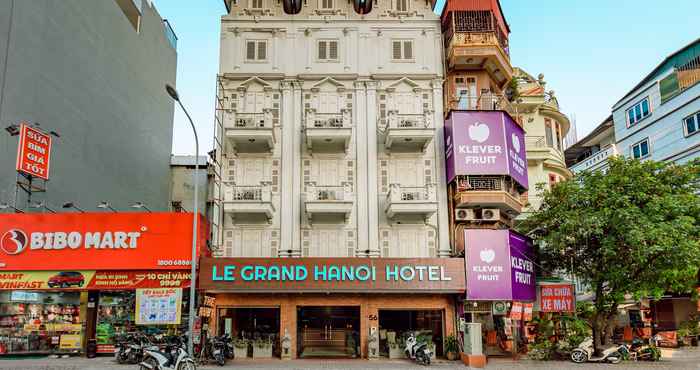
left=135, top=288, right=182, bottom=325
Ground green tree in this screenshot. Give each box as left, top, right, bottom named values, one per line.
left=518, top=157, right=700, bottom=350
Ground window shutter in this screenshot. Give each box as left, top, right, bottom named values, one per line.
left=246, top=41, right=256, bottom=60
left=318, top=41, right=327, bottom=60
left=392, top=41, right=402, bottom=60
left=397, top=0, right=407, bottom=11
left=252, top=0, right=263, bottom=8
left=257, top=41, right=266, bottom=60
left=323, top=0, right=333, bottom=9
left=403, top=41, right=413, bottom=59
left=329, top=41, right=338, bottom=60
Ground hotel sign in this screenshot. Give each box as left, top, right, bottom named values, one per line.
left=199, top=257, right=466, bottom=293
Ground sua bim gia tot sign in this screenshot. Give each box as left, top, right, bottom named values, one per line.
left=15, top=123, right=52, bottom=180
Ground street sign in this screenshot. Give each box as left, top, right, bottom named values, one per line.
left=15, top=123, right=52, bottom=180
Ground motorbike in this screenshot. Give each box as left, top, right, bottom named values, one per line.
left=570, top=337, right=626, bottom=364
left=221, top=334, right=235, bottom=360
left=197, top=334, right=231, bottom=366
left=404, top=332, right=431, bottom=366
left=115, top=333, right=154, bottom=364
left=628, top=337, right=661, bottom=361
left=139, top=335, right=196, bottom=370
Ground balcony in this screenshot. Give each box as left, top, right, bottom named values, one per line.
left=570, top=145, right=618, bottom=174
left=383, top=111, right=434, bottom=152
left=304, top=183, right=354, bottom=224
left=304, top=110, right=352, bottom=153
left=224, top=111, right=275, bottom=153
left=444, top=93, right=514, bottom=115
left=524, top=136, right=567, bottom=168
left=223, top=183, right=274, bottom=223
left=453, top=176, right=523, bottom=216
left=385, top=184, right=438, bottom=222
left=445, top=31, right=513, bottom=87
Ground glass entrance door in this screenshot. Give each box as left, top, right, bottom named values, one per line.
left=297, top=306, right=360, bottom=358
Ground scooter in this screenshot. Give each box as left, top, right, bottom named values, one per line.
left=139, top=335, right=196, bottom=370
left=570, top=337, right=625, bottom=364
left=628, top=337, right=661, bottom=361
left=404, top=332, right=431, bottom=366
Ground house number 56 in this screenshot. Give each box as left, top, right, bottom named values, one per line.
left=368, top=315, right=378, bottom=321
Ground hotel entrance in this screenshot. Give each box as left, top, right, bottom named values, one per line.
left=297, top=306, right=360, bottom=358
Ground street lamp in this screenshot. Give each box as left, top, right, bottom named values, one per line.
left=166, top=83, right=200, bottom=355
left=62, top=202, right=85, bottom=213
left=97, top=201, right=117, bottom=212
left=0, top=203, right=24, bottom=213
left=131, top=202, right=152, bottom=213
left=30, top=201, right=55, bottom=213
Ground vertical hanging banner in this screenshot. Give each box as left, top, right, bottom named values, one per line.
left=15, top=123, right=52, bottom=180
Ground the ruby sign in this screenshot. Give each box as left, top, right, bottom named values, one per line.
left=540, top=284, right=575, bottom=312
left=15, top=123, right=52, bottom=180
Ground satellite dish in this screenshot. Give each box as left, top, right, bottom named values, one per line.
left=353, top=0, right=373, bottom=14
left=282, top=0, right=303, bottom=14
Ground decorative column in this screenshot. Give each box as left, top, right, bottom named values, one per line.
left=280, top=80, right=295, bottom=257
left=291, top=81, right=303, bottom=256
left=353, top=81, right=368, bottom=254
left=365, top=81, right=379, bottom=256
left=432, top=78, right=451, bottom=257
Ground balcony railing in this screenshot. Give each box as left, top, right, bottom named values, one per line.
left=447, top=93, right=513, bottom=114
left=224, top=183, right=272, bottom=203
left=569, top=145, right=618, bottom=174
left=456, top=176, right=520, bottom=197
left=306, top=184, right=353, bottom=202
left=305, top=110, right=351, bottom=129
left=385, top=111, right=432, bottom=129
left=525, top=136, right=546, bottom=149
left=387, top=184, right=436, bottom=203
left=228, top=112, right=273, bottom=129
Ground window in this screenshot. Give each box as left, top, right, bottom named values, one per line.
left=660, top=72, right=680, bottom=104
left=317, top=40, right=339, bottom=61
left=683, top=111, right=700, bottom=137
left=250, top=0, right=263, bottom=9
left=395, top=0, right=409, bottom=12
left=555, top=122, right=562, bottom=150
left=245, top=40, right=267, bottom=61
left=544, top=119, right=554, bottom=148
left=626, top=97, right=651, bottom=127
left=391, top=40, right=414, bottom=61
left=631, top=138, right=650, bottom=159
left=320, top=0, right=333, bottom=9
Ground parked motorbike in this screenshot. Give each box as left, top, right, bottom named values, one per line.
left=197, top=334, right=231, bottom=366
left=404, top=332, right=431, bottom=366
left=139, top=335, right=196, bottom=370
left=570, top=337, right=625, bottom=364
left=628, top=337, right=661, bottom=361
left=115, top=333, right=154, bottom=364
left=221, top=334, right=235, bottom=360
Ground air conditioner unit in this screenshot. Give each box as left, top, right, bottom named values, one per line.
left=481, top=208, right=501, bottom=221
left=455, top=209, right=476, bottom=221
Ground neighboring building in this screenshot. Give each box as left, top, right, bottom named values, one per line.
left=0, top=0, right=177, bottom=212
left=439, top=0, right=536, bottom=358
left=612, top=38, right=700, bottom=165
left=512, top=69, right=572, bottom=214
left=564, top=115, right=617, bottom=174
left=206, top=0, right=460, bottom=360
left=170, top=155, right=211, bottom=216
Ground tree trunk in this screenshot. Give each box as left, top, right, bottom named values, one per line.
left=592, top=313, right=604, bottom=353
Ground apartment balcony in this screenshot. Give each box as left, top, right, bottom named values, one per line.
left=304, top=110, right=352, bottom=153
left=444, top=93, right=514, bottom=116
left=570, top=145, right=618, bottom=174
left=385, top=184, right=438, bottom=222
left=445, top=31, right=513, bottom=88
left=383, top=111, right=434, bottom=152
left=453, top=176, right=523, bottom=217
left=525, top=136, right=567, bottom=168
left=223, top=183, right=274, bottom=223
left=304, top=183, right=354, bottom=224
left=223, top=111, right=275, bottom=153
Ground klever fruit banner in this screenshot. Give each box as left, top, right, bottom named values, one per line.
left=0, top=213, right=206, bottom=270
left=444, top=111, right=528, bottom=189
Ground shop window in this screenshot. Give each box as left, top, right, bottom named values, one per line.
left=378, top=310, right=444, bottom=357
left=0, top=291, right=81, bottom=354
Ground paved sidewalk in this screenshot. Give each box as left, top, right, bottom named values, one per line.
left=0, top=349, right=699, bottom=370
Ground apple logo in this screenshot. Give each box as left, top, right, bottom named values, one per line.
left=511, top=133, right=521, bottom=153
left=479, top=249, right=496, bottom=264
left=468, top=122, right=489, bottom=143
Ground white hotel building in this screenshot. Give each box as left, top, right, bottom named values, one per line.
left=210, top=0, right=450, bottom=260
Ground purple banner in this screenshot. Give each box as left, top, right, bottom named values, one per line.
left=444, top=111, right=528, bottom=189
left=465, top=229, right=536, bottom=301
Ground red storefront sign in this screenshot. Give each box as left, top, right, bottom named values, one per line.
left=0, top=270, right=190, bottom=290
left=87, top=270, right=191, bottom=289
left=510, top=302, right=523, bottom=320
left=15, top=123, right=52, bottom=180
left=523, top=303, right=533, bottom=321
left=0, top=212, right=206, bottom=270
left=540, top=284, right=575, bottom=312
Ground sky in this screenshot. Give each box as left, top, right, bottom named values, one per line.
left=156, top=0, right=700, bottom=155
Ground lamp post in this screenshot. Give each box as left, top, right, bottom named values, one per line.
left=30, top=201, right=55, bottom=213
left=62, top=202, right=85, bottom=213
left=166, top=84, right=199, bottom=355
left=0, top=203, right=23, bottom=213
left=97, top=202, right=117, bottom=212
left=131, top=202, right=152, bottom=213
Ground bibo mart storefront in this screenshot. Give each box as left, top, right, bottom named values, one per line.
left=0, top=212, right=205, bottom=355
left=199, top=257, right=465, bottom=360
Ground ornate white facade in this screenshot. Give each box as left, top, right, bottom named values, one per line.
left=211, top=0, right=450, bottom=258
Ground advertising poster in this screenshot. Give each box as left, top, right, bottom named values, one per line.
left=444, top=111, right=528, bottom=189
left=59, top=334, right=82, bottom=350
left=0, top=271, right=95, bottom=290
left=510, top=302, right=523, bottom=320
left=136, top=288, right=182, bottom=325
left=540, top=284, right=575, bottom=312
left=15, top=123, right=52, bottom=180
left=523, top=303, right=534, bottom=321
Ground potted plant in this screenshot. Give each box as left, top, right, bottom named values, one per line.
left=444, top=335, right=459, bottom=361
left=388, top=337, right=404, bottom=359
left=233, top=338, right=249, bottom=359
left=253, top=338, right=273, bottom=358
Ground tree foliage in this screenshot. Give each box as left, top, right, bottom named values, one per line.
left=518, top=157, right=700, bottom=349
